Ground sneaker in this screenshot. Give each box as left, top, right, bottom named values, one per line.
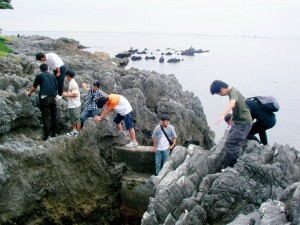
left=126, top=141, right=138, bottom=148
left=56, top=95, right=63, bottom=100
left=74, top=132, right=78, bottom=137
left=66, top=131, right=74, bottom=136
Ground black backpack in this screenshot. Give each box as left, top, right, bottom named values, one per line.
left=247, top=96, right=280, bottom=112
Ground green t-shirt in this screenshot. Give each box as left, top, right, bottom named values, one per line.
left=229, top=87, right=252, bottom=124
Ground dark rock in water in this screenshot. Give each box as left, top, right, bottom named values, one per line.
left=181, top=47, right=210, bottom=56
left=165, top=52, right=173, bottom=56
left=131, top=56, right=142, bottom=61
left=167, top=58, right=181, bottom=63
left=156, top=49, right=160, bottom=51
left=161, top=53, right=164, bottom=55
left=137, top=51, right=147, bottom=54
left=145, top=56, right=155, bottom=60
left=159, top=56, right=164, bottom=63
left=128, top=48, right=138, bottom=53
left=116, top=51, right=132, bottom=58
left=144, top=48, right=148, bottom=51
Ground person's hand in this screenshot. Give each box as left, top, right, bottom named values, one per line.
left=81, top=83, right=87, bottom=88
left=168, top=145, right=174, bottom=150
left=62, top=92, right=68, bottom=97
left=215, top=115, right=224, bottom=124
left=56, top=72, right=60, bottom=77
left=94, top=116, right=102, bottom=123
left=152, top=147, right=156, bottom=153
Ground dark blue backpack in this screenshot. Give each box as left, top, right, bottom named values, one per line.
left=247, top=96, right=280, bottom=112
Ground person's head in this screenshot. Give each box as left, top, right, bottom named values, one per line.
left=92, top=81, right=101, bottom=91
left=210, top=80, right=229, bottom=96
left=96, top=96, right=109, bottom=108
left=161, top=114, right=171, bottom=127
left=36, top=52, right=46, bottom=61
left=224, top=113, right=233, bottom=126
left=39, top=63, right=48, bottom=72
left=66, top=70, right=75, bottom=81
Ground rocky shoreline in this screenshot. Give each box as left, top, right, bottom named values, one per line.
left=0, top=36, right=299, bottom=225
left=0, top=35, right=214, bottom=224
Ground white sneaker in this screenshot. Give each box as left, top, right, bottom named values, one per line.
left=74, top=132, right=78, bottom=137
left=56, top=95, right=62, bottom=100
left=126, top=141, right=138, bottom=148
left=66, top=131, right=74, bottom=136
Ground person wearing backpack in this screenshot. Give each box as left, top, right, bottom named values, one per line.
left=152, top=115, right=177, bottom=176
left=245, top=98, right=277, bottom=145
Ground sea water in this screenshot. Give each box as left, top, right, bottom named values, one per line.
left=3, top=31, right=300, bottom=148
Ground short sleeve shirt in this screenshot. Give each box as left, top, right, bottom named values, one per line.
left=108, top=94, right=132, bottom=116
left=67, top=79, right=81, bottom=108
left=152, top=124, right=177, bottom=151
left=229, top=87, right=252, bottom=124
left=45, top=53, right=64, bottom=70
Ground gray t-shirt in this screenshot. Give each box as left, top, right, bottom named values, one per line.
left=152, top=124, right=177, bottom=151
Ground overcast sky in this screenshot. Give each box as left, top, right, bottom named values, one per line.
left=0, top=0, right=300, bottom=37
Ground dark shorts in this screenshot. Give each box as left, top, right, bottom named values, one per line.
left=113, top=112, right=133, bottom=130
left=68, top=106, right=81, bottom=124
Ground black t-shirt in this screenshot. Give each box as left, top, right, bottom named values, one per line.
left=33, top=72, right=58, bottom=97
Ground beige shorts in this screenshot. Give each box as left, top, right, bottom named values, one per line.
left=68, top=106, right=81, bottom=124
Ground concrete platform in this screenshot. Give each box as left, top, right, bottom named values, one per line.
left=112, top=146, right=155, bottom=174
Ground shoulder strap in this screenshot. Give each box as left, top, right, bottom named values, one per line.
left=160, top=125, right=172, bottom=143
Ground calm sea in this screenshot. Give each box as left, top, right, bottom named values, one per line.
left=3, top=31, right=300, bottom=149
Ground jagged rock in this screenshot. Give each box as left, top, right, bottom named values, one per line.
left=137, top=51, right=147, bottom=55
left=128, top=48, right=138, bottom=53
left=159, top=56, right=164, bottom=63
left=181, top=47, right=209, bottom=56
left=166, top=52, right=173, bottom=56
left=112, top=57, right=129, bottom=67
left=142, top=135, right=300, bottom=225
left=94, top=51, right=110, bottom=61
left=0, top=35, right=215, bottom=224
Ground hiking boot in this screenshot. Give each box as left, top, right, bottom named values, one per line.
left=126, top=141, right=138, bottom=148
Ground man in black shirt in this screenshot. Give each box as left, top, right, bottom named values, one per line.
left=25, top=64, right=59, bottom=140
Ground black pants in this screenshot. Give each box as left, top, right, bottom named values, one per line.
left=54, top=65, right=67, bottom=96
left=39, top=96, right=58, bottom=139
left=247, top=119, right=276, bottom=145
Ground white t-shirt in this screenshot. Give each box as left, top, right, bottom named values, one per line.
left=114, top=95, right=132, bottom=116
left=45, top=53, right=64, bottom=70
left=67, top=79, right=81, bottom=108
left=156, top=132, right=170, bottom=151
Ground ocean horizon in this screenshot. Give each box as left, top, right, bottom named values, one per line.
left=3, top=30, right=300, bottom=148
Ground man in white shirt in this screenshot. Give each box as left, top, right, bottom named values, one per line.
left=36, top=52, right=67, bottom=97
left=62, top=70, right=81, bottom=137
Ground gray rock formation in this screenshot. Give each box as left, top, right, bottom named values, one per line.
left=141, top=134, right=300, bottom=225
left=0, top=35, right=214, bottom=224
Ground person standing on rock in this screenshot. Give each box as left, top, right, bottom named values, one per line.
left=94, top=94, right=138, bottom=148
left=210, top=80, right=252, bottom=169
left=62, top=70, right=81, bottom=137
left=80, top=81, right=107, bottom=127
left=152, top=115, right=177, bottom=176
left=25, top=63, right=58, bottom=140
left=36, top=52, right=67, bottom=98
left=224, top=98, right=276, bottom=145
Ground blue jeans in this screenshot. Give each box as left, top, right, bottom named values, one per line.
left=155, top=150, right=170, bottom=175
left=80, top=107, right=99, bottom=125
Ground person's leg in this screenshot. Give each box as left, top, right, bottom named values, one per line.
left=91, top=108, right=100, bottom=117
left=39, top=98, right=51, bottom=140
left=162, top=149, right=170, bottom=167
left=124, top=112, right=137, bottom=143
left=248, top=121, right=264, bottom=144
left=224, top=123, right=252, bottom=168
left=49, top=96, right=58, bottom=136
left=55, top=66, right=67, bottom=96
left=113, top=114, right=124, bottom=131
left=258, top=130, right=268, bottom=145
left=80, top=107, right=90, bottom=126
left=155, top=151, right=163, bottom=176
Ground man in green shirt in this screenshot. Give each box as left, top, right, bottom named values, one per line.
left=210, top=80, right=252, bottom=168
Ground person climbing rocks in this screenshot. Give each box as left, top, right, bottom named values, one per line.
left=80, top=81, right=107, bottom=127
left=152, top=115, right=177, bottom=176
left=25, top=63, right=58, bottom=140
left=94, top=94, right=138, bottom=148
left=210, top=80, right=252, bottom=168
left=36, top=52, right=67, bottom=98
left=62, top=70, right=81, bottom=137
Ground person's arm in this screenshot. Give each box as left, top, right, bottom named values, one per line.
left=94, top=104, right=112, bottom=122
left=25, top=87, right=36, bottom=96
left=216, top=99, right=236, bottom=124
left=62, top=84, right=79, bottom=98
left=169, top=138, right=177, bottom=150
left=152, top=138, right=156, bottom=153
left=55, top=67, right=60, bottom=77
left=81, top=83, right=91, bottom=91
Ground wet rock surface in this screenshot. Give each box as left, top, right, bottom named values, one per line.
left=0, top=35, right=214, bottom=224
